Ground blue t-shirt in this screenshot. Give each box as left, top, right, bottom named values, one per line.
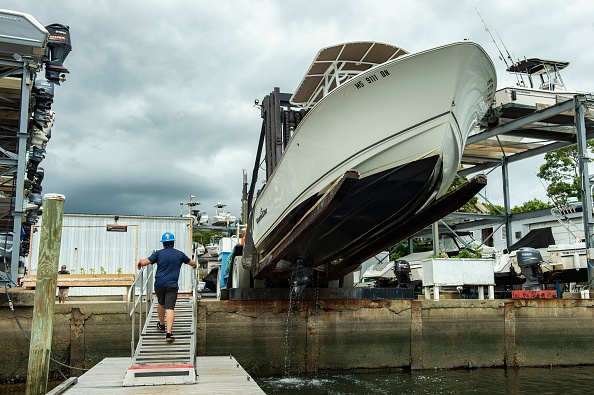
left=148, top=247, right=191, bottom=287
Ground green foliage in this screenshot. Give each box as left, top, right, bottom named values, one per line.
left=510, top=198, right=551, bottom=214
left=79, top=267, right=85, bottom=274
left=193, top=229, right=225, bottom=244
left=429, top=248, right=482, bottom=259
left=389, top=238, right=433, bottom=260
left=537, top=142, right=594, bottom=204
left=117, top=268, right=122, bottom=275
left=452, top=248, right=481, bottom=258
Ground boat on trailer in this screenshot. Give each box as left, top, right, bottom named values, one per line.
left=243, top=40, right=497, bottom=285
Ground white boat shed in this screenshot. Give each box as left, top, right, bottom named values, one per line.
left=27, top=214, right=194, bottom=296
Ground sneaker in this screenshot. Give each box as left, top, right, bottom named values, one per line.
left=157, top=323, right=165, bottom=332
left=166, top=333, right=175, bottom=343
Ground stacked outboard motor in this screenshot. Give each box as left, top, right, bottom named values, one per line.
left=44, top=24, right=72, bottom=84
left=516, top=247, right=544, bottom=290
left=21, top=22, right=72, bottom=258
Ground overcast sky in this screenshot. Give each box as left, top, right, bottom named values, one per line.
left=3, top=0, right=594, bottom=220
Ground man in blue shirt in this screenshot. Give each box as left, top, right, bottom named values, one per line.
left=137, top=232, right=196, bottom=342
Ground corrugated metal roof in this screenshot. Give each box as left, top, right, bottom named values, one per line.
left=28, top=214, right=194, bottom=296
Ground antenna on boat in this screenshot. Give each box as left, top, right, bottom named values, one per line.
left=494, top=27, right=525, bottom=86
left=494, top=28, right=515, bottom=68
left=475, top=8, right=509, bottom=68
left=475, top=8, right=524, bottom=86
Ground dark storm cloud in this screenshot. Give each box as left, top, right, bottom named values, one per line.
left=2, top=0, right=594, bottom=219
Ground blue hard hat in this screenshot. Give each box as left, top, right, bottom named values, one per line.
left=160, top=232, right=175, bottom=243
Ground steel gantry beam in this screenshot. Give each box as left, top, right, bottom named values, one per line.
left=575, top=96, right=594, bottom=286
left=457, top=94, right=594, bottom=288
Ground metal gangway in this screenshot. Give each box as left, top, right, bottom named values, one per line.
left=124, top=264, right=198, bottom=386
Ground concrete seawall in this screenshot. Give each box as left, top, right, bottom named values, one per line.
left=1, top=289, right=593, bottom=382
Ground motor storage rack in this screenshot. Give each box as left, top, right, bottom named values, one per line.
left=0, top=9, right=72, bottom=284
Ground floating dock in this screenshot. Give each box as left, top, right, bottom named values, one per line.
left=55, top=356, right=264, bottom=394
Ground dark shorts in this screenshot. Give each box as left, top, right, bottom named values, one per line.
left=155, top=286, right=178, bottom=310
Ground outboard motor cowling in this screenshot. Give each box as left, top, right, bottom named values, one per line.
left=516, top=247, right=543, bottom=290
left=44, top=24, right=72, bottom=84
left=393, top=260, right=411, bottom=288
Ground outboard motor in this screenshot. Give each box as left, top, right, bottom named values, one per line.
left=33, top=78, right=55, bottom=110
left=289, top=262, right=311, bottom=298
left=516, top=247, right=543, bottom=290
left=394, top=259, right=411, bottom=288
left=44, top=24, right=72, bottom=84
left=27, top=147, right=46, bottom=181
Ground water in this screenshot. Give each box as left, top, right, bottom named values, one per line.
left=2, top=366, right=593, bottom=394
left=256, top=366, right=594, bottom=394
left=0, top=381, right=61, bottom=395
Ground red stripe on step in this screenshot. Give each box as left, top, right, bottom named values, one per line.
left=128, top=364, right=194, bottom=370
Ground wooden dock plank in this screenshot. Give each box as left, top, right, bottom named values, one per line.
left=61, top=357, right=264, bottom=394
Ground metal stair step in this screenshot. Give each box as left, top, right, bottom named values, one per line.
left=124, top=293, right=197, bottom=387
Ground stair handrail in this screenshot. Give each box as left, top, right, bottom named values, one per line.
left=127, top=264, right=155, bottom=358
left=191, top=264, right=198, bottom=368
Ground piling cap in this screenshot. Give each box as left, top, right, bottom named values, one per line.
left=43, top=193, right=65, bottom=201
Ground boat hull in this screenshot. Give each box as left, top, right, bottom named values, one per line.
left=251, top=41, right=496, bottom=270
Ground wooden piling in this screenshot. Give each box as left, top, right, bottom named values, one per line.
left=25, top=194, right=65, bottom=395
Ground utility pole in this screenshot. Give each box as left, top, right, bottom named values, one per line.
left=26, top=194, right=65, bottom=395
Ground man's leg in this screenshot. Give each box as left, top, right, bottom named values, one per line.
left=163, top=288, right=178, bottom=342
left=158, top=303, right=165, bottom=325
left=166, top=309, right=174, bottom=333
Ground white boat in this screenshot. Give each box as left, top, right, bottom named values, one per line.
left=246, top=40, right=496, bottom=280
left=193, top=242, right=205, bottom=257
left=494, top=58, right=577, bottom=108
left=209, top=203, right=237, bottom=226
left=486, top=57, right=594, bottom=131
left=199, top=212, right=209, bottom=225
left=205, top=237, right=221, bottom=257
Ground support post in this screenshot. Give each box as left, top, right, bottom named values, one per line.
left=501, top=156, right=513, bottom=249
left=575, top=96, right=594, bottom=288
left=410, top=300, right=423, bottom=370
left=432, top=222, right=439, bottom=255
left=504, top=302, right=517, bottom=368
left=10, top=65, right=32, bottom=282
left=25, top=194, right=65, bottom=395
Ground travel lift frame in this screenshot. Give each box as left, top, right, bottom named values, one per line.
left=455, top=94, right=594, bottom=287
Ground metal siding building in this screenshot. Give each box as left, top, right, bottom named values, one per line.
left=27, top=214, right=194, bottom=296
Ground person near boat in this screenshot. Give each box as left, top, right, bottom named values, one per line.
left=137, top=232, right=196, bottom=342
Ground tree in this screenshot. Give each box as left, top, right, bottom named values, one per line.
left=537, top=142, right=594, bottom=204
left=510, top=198, right=551, bottom=214
left=389, top=237, right=433, bottom=260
